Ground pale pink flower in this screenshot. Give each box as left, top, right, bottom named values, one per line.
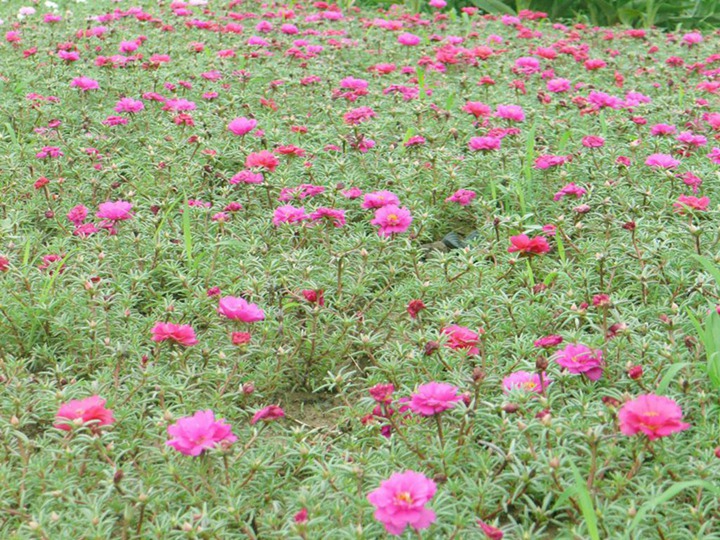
left=250, top=405, right=285, bottom=425
left=645, top=153, right=680, bottom=169
left=362, top=191, right=399, bottom=209
left=553, top=343, right=604, bottom=381
left=410, top=382, right=461, bottom=416
left=469, top=136, right=501, bottom=151
left=441, top=325, right=481, bottom=355
left=273, top=205, right=309, bottom=226
left=71, top=76, right=99, bottom=91
left=96, top=201, right=133, bottom=221
left=228, top=117, right=257, bottom=136
left=446, top=189, right=477, bottom=206
left=397, top=33, right=421, bottom=46
left=151, top=322, right=198, bottom=346
left=502, top=371, right=550, bottom=394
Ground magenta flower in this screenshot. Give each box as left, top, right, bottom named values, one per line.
left=310, top=207, right=346, bottom=227
left=166, top=410, right=237, bottom=456
left=115, top=98, right=144, bottom=114
left=495, top=104, right=525, bottom=122
left=96, top=201, right=133, bottom=221
left=409, top=382, right=461, bottom=416
left=508, top=235, right=550, bottom=256
left=502, top=371, right=551, bottom=394
left=468, top=136, right=501, bottom=152
left=371, top=205, right=412, bottom=237
left=55, top=395, right=115, bottom=431
left=362, top=190, right=399, bottom=209
left=446, top=189, right=477, bottom=206
left=230, top=170, right=264, bottom=184
left=151, top=322, right=198, bottom=347
left=553, top=183, right=587, bottom=202
left=227, top=117, right=257, bottom=136
left=534, top=335, right=563, bottom=348
left=70, top=76, right=99, bottom=91
left=553, top=343, right=604, bottom=381
left=397, top=33, right=421, bottom=46
left=250, top=405, right=285, bottom=425
left=441, top=325, right=481, bottom=355
left=673, top=195, right=709, bottom=213
left=367, top=471, right=436, bottom=536
left=273, top=205, right=309, bottom=226
left=645, top=153, right=680, bottom=169
left=618, top=394, right=690, bottom=440
left=217, top=296, right=265, bottom=322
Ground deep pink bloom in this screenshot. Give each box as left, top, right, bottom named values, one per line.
left=446, top=189, right=477, bottom=205
left=67, top=204, right=89, bottom=225
left=534, top=154, right=571, bottom=169
left=534, top=335, right=563, bottom=348
left=553, top=183, right=586, bottom=201
left=582, top=136, right=605, bottom=148
left=554, top=343, right=604, bottom=381
left=228, top=117, right=257, bottom=136
left=650, top=123, right=676, bottom=136
left=618, top=394, right=690, bottom=440
left=410, top=382, right=461, bottom=416
left=362, top=190, right=399, bottom=209
left=441, top=325, right=481, bottom=355
left=251, top=405, right=285, bottom=425
left=495, top=104, right=525, bottom=122
left=302, top=289, right=325, bottom=306
left=371, top=205, right=412, bottom=237
left=508, top=235, right=550, bottom=256
left=230, top=170, right=264, bottom=184
left=502, top=371, right=551, bottom=394
left=115, top=98, right=144, bottom=114
left=166, top=410, right=237, bottom=456
left=273, top=205, right=309, bottom=226
left=708, top=147, right=720, bottom=164
left=547, top=78, right=570, bottom=93
left=462, top=101, right=492, bottom=118
left=478, top=520, right=504, bottom=539
left=397, top=33, right=421, bottom=46
left=246, top=151, right=279, bottom=172
left=367, top=471, right=436, bottom=536
left=310, top=207, right=346, bottom=227
left=468, top=136, right=501, bottom=152
left=673, top=195, right=709, bottom=213
left=151, top=322, right=198, bottom=346
left=407, top=299, right=426, bottom=319
left=369, top=383, right=395, bottom=403
left=217, top=296, right=265, bottom=322
left=71, top=76, right=99, bottom=91
left=55, top=396, right=115, bottom=431
left=96, top=201, right=133, bottom=221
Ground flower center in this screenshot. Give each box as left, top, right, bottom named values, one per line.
left=395, top=491, right=413, bottom=505
left=387, top=214, right=398, bottom=223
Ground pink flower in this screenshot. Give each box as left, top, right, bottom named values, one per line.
left=673, top=195, right=709, bottom=213
left=230, top=170, right=264, bottom=184
left=582, top=136, right=605, bottom=148
left=547, top=78, right=570, bottom=93
left=96, top=201, right=133, bottom=221
left=446, top=189, right=476, bottom=206
left=310, top=207, right=346, bottom=227
left=462, top=101, right=492, bottom=118
left=534, top=154, right=571, bottom=169
left=554, top=343, right=604, bottom=381
left=618, top=394, right=690, bottom=440
left=534, top=335, right=563, bottom=348
left=397, top=33, right=421, bottom=46
left=55, top=396, right=115, bottom=431
left=343, top=106, right=377, bottom=125
left=682, top=32, right=703, bottom=46
left=362, top=190, right=399, bottom=209
left=645, top=153, right=680, bottom=169
left=508, top=235, right=550, bottom=256
left=115, top=98, right=144, bottom=114
left=502, top=371, right=550, bottom=394
left=251, top=405, right=285, bottom=425
left=151, top=322, right=198, bottom=346
left=228, top=117, right=257, bottom=136
left=71, top=76, right=99, bottom=91
left=231, top=332, right=251, bottom=346
left=367, top=471, right=436, bottom=536
left=478, top=520, right=504, bottom=539
left=410, top=382, right=461, bottom=416
left=708, top=147, right=720, bottom=164
left=553, top=183, right=586, bottom=201
left=429, top=0, right=447, bottom=8
left=441, top=325, right=481, bottom=355
left=495, top=104, right=525, bottom=122
left=273, top=205, right=309, bottom=226
left=67, top=204, right=89, bottom=225
left=166, top=410, right=237, bottom=456
left=468, top=136, right=501, bottom=152
left=650, top=123, right=676, bottom=136
left=217, top=296, right=265, bottom=322
left=371, top=205, right=412, bottom=237
left=246, top=151, right=279, bottom=172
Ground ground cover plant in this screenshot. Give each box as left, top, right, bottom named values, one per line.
left=0, top=0, right=719, bottom=538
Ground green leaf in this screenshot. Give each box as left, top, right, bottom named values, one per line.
left=469, top=0, right=515, bottom=14
left=182, top=197, right=194, bottom=271
left=655, top=362, right=691, bottom=395
left=692, top=254, right=720, bottom=287
left=628, top=480, right=720, bottom=533
left=705, top=311, right=720, bottom=388
left=571, top=463, right=600, bottom=540
left=555, top=234, right=566, bottom=265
